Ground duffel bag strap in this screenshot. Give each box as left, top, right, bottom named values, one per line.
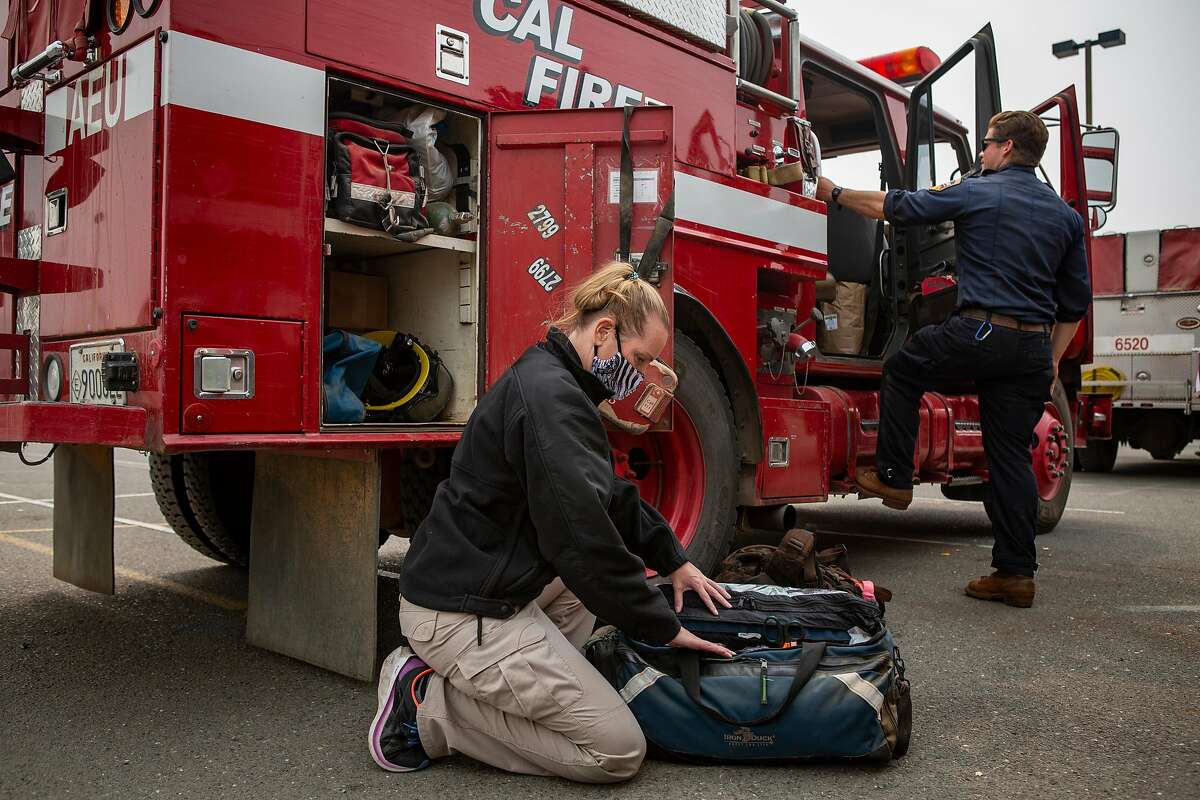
left=678, top=642, right=827, bottom=727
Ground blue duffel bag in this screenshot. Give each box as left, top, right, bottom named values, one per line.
left=584, top=584, right=911, bottom=763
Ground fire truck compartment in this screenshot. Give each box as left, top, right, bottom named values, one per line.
left=321, top=79, right=482, bottom=427
left=180, top=315, right=304, bottom=435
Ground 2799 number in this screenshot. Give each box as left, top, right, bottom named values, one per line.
left=1113, top=336, right=1150, bottom=351
left=526, top=204, right=561, bottom=239
left=527, top=257, right=563, bottom=293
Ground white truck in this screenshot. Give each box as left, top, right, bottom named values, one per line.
left=1079, top=226, right=1200, bottom=470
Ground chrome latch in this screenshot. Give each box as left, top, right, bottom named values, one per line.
left=194, top=348, right=254, bottom=399
left=45, top=189, right=67, bottom=236
left=768, top=437, right=790, bottom=467
left=435, top=25, right=469, bottom=85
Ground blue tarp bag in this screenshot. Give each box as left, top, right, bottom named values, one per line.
left=322, top=331, right=382, bottom=423
left=585, top=584, right=911, bottom=763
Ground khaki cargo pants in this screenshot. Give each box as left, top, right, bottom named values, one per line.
left=399, top=579, right=646, bottom=783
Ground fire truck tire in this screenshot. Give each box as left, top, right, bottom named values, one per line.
left=669, top=333, right=739, bottom=574
left=181, top=451, right=255, bottom=567
left=982, top=382, right=1073, bottom=536
left=1076, top=437, right=1118, bottom=473
left=148, top=454, right=232, bottom=564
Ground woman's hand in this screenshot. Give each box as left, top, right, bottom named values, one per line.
left=668, top=561, right=732, bottom=615
left=668, top=626, right=734, bottom=659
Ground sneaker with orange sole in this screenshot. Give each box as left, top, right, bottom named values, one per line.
left=368, top=647, right=433, bottom=772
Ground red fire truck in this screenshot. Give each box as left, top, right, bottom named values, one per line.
left=0, top=0, right=1104, bottom=679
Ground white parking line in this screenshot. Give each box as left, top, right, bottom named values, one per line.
left=0, top=525, right=134, bottom=534
left=1, top=492, right=154, bottom=504
left=115, top=460, right=150, bottom=470
left=821, top=530, right=993, bottom=550
left=1122, top=605, right=1200, bottom=613
left=0, top=532, right=245, bottom=612
left=0, top=490, right=173, bottom=534
left=909, top=496, right=1125, bottom=515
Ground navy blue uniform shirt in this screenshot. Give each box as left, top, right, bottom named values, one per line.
left=883, top=165, right=1091, bottom=324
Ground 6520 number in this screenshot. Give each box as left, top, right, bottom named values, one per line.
left=1113, top=336, right=1150, bottom=351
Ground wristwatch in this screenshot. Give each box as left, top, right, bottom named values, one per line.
left=830, top=186, right=844, bottom=207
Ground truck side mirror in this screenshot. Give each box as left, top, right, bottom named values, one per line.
left=1081, top=127, right=1119, bottom=212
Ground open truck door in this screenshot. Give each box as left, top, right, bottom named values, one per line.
left=487, top=104, right=737, bottom=573
left=1029, top=88, right=1121, bottom=476
left=1030, top=87, right=1092, bottom=373
left=902, top=22, right=1003, bottom=303
left=897, top=24, right=1001, bottom=339
left=486, top=104, right=675, bottom=425
left=905, top=23, right=1002, bottom=179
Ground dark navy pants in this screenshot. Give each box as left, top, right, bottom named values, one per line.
left=875, top=314, right=1053, bottom=577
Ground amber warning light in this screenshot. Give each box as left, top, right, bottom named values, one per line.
left=858, top=47, right=941, bottom=85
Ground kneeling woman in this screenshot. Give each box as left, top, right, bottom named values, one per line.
left=368, top=262, right=732, bottom=783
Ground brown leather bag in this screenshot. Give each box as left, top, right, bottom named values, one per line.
left=715, top=528, right=893, bottom=606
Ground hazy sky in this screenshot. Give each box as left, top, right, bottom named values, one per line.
left=802, top=0, right=1198, bottom=234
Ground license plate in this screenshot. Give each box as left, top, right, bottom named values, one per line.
left=69, top=339, right=127, bottom=406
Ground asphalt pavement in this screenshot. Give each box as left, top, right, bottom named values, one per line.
left=1, top=446, right=1197, bottom=799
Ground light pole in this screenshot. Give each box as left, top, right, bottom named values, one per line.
left=1051, top=29, right=1126, bottom=126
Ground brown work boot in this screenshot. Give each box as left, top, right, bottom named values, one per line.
left=964, top=572, right=1035, bottom=608
left=855, top=470, right=913, bottom=510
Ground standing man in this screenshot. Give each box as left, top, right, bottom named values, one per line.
left=815, top=111, right=1090, bottom=608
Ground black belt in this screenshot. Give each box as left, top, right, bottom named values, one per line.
left=960, top=308, right=1051, bottom=333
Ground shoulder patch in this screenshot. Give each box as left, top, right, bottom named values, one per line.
left=929, top=177, right=962, bottom=192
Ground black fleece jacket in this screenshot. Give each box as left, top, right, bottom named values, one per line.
left=400, top=327, right=687, bottom=645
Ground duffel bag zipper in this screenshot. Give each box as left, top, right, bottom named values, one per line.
left=760, top=659, right=769, bottom=705
left=700, top=651, right=889, bottom=674
left=738, top=593, right=869, bottom=613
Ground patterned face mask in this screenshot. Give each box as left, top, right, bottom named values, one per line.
left=592, top=329, right=645, bottom=401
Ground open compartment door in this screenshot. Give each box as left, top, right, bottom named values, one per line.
left=1031, top=86, right=1092, bottom=368
left=486, top=105, right=675, bottom=425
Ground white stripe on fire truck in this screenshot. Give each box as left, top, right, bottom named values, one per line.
left=674, top=172, right=828, bottom=256
left=156, top=33, right=829, bottom=260
left=161, top=31, right=325, bottom=137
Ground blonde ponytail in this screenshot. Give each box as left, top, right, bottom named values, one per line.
left=550, top=262, right=669, bottom=336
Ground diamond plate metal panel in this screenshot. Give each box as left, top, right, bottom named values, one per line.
left=1123, top=353, right=1193, bottom=402
left=598, top=0, right=728, bottom=50
left=16, top=295, right=40, bottom=399
left=1092, top=294, right=1200, bottom=339
left=19, top=80, right=44, bottom=112
left=17, top=225, right=41, bottom=260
